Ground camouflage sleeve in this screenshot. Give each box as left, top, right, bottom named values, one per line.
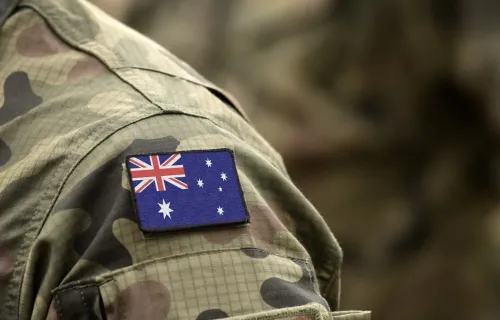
left=41, top=112, right=370, bottom=320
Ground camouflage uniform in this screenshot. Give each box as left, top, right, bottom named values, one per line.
left=91, top=1, right=500, bottom=319
left=0, top=0, right=370, bottom=319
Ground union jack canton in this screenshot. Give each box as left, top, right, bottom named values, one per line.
left=126, top=149, right=249, bottom=233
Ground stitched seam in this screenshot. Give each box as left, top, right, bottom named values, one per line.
left=115, top=65, right=248, bottom=120
left=19, top=3, right=163, bottom=114
left=114, top=65, right=221, bottom=92
left=93, top=247, right=310, bottom=283
left=54, top=292, right=64, bottom=318
left=22, top=4, right=253, bottom=135
left=225, top=304, right=326, bottom=320
left=316, top=235, right=341, bottom=308
left=304, top=261, right=331, bottom=311
left=19, top=2, right=248, bottom=122
left=115, top=278, right=124, bottom=319
left=251, top=310, right=317, bottom=320
left=53, top=279, right=113, bottom=295
left=23, top=4, right=279, bottom=171
left=322, top=262, right=340, bottom=309
left=305, top=261, right=315, bottom=290
left=79, top=288, right=89, bottom=314
left=51, top=248, right=309, bottom=294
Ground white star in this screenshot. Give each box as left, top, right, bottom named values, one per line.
left=218, top=186, right=223, bottom=192
left=217, top=206, right=224, bottom=215
left=197, top=179, right=204, bottom=187
left=206, top=159, right=212, bottom=167
left=158, top=199, right=173, bottom=219
left=221, top=172, right=227, bottom=181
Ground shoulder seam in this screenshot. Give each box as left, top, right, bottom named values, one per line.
left=19, top=3, right=167, bottom=114
left=20, top=0, right=249, bottom=121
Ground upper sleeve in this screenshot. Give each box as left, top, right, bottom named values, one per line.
left=41, top=112, right=366, bottom=319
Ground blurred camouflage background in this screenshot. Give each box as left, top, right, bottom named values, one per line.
left=90, top=0, right=500, bottom=319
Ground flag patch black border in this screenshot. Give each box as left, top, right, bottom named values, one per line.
left=125, top=148, right=250, bottom=234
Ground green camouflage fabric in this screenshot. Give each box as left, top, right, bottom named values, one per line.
left=90, top=0, right=500, bottom=319
left=0, top=0, right=370, bottom=319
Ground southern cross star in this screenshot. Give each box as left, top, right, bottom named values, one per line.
left=205, top=158, right=212, bottom=167
left=197, top=179, right=204, bottom=187
left=217, top=206, right=224, bottom=215
left=221, top=172, right=227, bottom=181
left=158, top=199, right=173, bottom=219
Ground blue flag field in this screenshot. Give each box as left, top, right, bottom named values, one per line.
left=126, top=149, right=249, bottom=233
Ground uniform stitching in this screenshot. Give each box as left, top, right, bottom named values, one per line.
left=20, top=2, right=249, bottom=121
left=51, top=250, right=310, bottom=294
left=54, top=292, right=64, bottom=318
left=54, top=283, right=101, bottom=294
left=305, top=261, right=315, bottom=290
left=49, top=247, right=311, bottom=291
left=79, top=288, right=90, bottom=314
left=112, top=278, right=124, bottom=320
left=304, top=261, right=331, bottom=312
left=19, top=3, right=162, bottom=114
left=322, top=264, right=340, bottom=309
left=99, top=246, right=309, bottom=281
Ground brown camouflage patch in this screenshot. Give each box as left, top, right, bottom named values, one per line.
left=45, top=301, right=59, bottom=320
left=16, top=22, right=70, bottom=57
left=67, top=56, right=107, bottom=82
left=0, top=249, right=13, bottom=286
left=106, top=281, right=170, bottom=320
left=200, top=226, right=245, bottom=245
left=271, top=202, right=295, bottom=232
left=246, top=204, right=287, bottom=250
left=201, top=204, right=285, bottom=248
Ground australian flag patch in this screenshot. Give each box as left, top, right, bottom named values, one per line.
left=125, top=149, right=249, bottom=233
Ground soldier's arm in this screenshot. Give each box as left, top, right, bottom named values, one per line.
left=43, top=111, right=370, bottom=319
